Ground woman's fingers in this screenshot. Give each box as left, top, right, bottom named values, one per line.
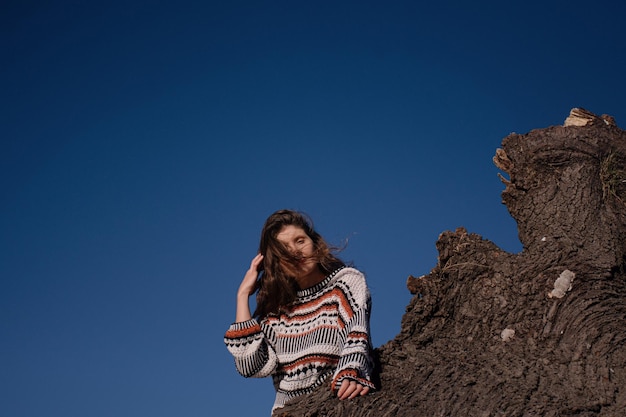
left=347, top=382, right=364, bottom=399
left=246, top=254, right=264, bottom=279
left=337, top=380, right=369, bottom=400
left=238, top=254, right=264, bottom=298
left=251, top=253, right=264, bottom=270
left=337, top=380, right=351, bottom=399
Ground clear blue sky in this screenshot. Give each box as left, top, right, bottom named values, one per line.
left=2, top=1, right=625, bottom=416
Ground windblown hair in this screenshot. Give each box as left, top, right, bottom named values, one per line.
left=253, top=209, right=345, bottom=319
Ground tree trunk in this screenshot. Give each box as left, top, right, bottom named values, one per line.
left=276, top=109, right=626, bottom=417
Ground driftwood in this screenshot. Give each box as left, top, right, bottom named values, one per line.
left=276, top=108, right=626, bottom=417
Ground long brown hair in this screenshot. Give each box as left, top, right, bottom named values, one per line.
left=253, top=209, right=345, bottom=319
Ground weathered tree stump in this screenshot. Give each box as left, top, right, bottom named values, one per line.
left=276, top=108, right=626, bottom=417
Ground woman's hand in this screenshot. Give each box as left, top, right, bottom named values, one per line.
left=337, top=379, right=370, bottom=400
left=238, top=253, right=264, bottom=297
left=235, top=253, right=264, bottom=322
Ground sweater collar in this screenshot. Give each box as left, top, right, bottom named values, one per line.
left=296, top=266, right=345, bottom=298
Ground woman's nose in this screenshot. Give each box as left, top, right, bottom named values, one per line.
left=288, top=246, right=302, bottom=258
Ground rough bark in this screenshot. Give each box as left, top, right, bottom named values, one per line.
left=276, top=108, right=626, bottom=417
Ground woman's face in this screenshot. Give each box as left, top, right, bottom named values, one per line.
left=275, top=225, right=317, bottom=279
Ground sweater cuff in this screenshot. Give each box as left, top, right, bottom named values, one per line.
left=224, top=319, right=262, bottom=339
left=331, top=369, right=376, bottom=391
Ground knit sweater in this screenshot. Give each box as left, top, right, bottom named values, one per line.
left=224, top=266, right=375, bottom=414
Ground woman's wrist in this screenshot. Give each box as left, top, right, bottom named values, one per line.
left=237, top=288, right=252, bottom=300
left=235, top=293, right=253, bottom=322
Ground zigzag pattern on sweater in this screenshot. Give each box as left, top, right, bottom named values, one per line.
left=224, top=267, right=375, bottom=413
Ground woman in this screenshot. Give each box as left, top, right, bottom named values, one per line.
left=224, top=209, right=376, bottom=414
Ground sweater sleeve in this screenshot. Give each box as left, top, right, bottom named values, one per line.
left=224, top=318, right=278, bottom=378
left=331, top=269, right=376, bottom=391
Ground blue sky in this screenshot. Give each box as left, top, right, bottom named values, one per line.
left=2, top=1, right=625, bottom=416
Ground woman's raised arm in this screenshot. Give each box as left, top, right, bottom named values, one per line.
left=235, top=253, right=264, bottom=322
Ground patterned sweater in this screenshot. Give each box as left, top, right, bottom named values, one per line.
left=224, top=267, right=375, bottom=414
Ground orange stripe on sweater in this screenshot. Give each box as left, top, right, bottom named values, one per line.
left=267, top=305, right=340, bottom=326
left=281, top=355, right=339, bottom=372
left=347, top=331, right=368, bottom=339
left=224, top=323, right=262, bottom=339
left=268, top=288, right=355, bottom=323
left=329, top=288, right=354, bottom=321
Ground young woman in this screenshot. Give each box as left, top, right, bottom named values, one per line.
left=224, top=209, right=376, bottom=414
